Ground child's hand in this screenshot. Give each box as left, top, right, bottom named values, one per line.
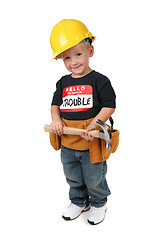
left=50, top=119, right=65, bottom=136
left=80, top=124, right=97, bottom=142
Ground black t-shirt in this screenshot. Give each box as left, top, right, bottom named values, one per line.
left=51, top=70, right=116, bottom=120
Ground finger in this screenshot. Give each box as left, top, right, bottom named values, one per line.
left=57, top=124, right=64, bottom=135
left=54, top=126, right=60, bottom=135
left=80, top=132, right=88, bottom=140
left=81, top=132, right=89, bottom=141
left=85, top=132, right=95, bottom=141
left=80, top=132, right=85, bottom=138
left=59, top=125, right=63, bottom=135
left=84, top=132, right=90, bottom=140
left=50, top=123, right=54, bottom=131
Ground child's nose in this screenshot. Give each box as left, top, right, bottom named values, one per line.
left=71, top=57, right=78, bottom=65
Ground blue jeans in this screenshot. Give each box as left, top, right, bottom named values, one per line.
left=61, top=145, right=111, bottom=208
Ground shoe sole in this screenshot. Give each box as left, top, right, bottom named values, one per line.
left=62, top=205, right=90, bottom=221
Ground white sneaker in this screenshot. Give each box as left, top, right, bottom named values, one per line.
left=62, top=203, right=90, bottom=221
left=87, top=205, right=107, bottom=225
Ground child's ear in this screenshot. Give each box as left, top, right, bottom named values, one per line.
left=89, top=45, right=94, bottom=57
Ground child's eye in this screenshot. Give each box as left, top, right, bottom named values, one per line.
left=76, top=53, right=82, bottom=56
left=64, top=56, right=70, bottom=60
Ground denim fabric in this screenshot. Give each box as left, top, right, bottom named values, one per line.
left=61, top=145, right=111, bottom=207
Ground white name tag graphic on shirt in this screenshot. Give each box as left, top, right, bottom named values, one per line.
left=60, top=85, right=93, bottom=112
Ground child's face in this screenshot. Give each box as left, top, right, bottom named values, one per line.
left=61, top=43, right=94, bottom=78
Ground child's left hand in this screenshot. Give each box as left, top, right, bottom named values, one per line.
left=80, top=124, right=97, bottom=141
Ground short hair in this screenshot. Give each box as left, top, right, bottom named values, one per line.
left=59, top=38, right=92, bottom=58
left=80, top=38, right=92, bottom=46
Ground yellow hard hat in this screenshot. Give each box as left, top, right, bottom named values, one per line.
left=50, top=19, right=95, bottom=60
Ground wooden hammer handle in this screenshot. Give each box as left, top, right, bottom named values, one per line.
left=44, top=124, right=100, bottom=138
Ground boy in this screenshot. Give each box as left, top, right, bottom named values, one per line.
left=49, top=19, right=116, bottom=225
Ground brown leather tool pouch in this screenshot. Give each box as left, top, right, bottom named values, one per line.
left=49, top=132, right=61, bottom=150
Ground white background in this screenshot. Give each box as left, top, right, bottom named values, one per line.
left=0, top=0, right=160, bottom=239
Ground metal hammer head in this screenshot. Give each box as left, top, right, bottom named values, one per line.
left=96, top=119, right=112, bottom=149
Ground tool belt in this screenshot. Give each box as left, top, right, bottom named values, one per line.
left=49, top=117, right=119, bottom=164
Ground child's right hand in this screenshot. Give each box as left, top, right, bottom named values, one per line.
left=50, top=119, right=65, bottom=136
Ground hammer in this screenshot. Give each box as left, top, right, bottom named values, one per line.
left=44, top=119, right=112, bottom=149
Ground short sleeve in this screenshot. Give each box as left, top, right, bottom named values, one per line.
left=97, top=76, right=116, bottom=108
left=51, top=79, right=62, bottom=106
